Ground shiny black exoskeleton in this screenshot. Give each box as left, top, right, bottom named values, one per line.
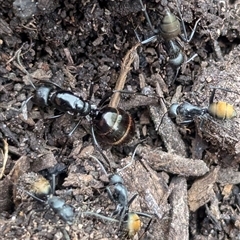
left=107, top=174, right=128, bottom=213
left=31, top=84, right=135, bottom=145
left=168, top=102, right=207, bottom=124
left=106, top=174, right=140, bottom=230
left=84, top=156, right=153, bottom=237
left=168, top=88, right=237, bottom=125
left=32, top=85, right=91, bottom=116
left=93, top=107, right=135, bottom=145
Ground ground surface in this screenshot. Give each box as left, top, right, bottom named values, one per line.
left=0, top=0, right=240, bottom=239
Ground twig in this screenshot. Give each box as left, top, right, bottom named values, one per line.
left=109, top=43, right=140, bottom=108
left=0, top=139, right=9, bottom=179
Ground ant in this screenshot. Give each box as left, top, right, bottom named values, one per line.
left=84, top=155, right=153, bottom=238
left=136, top=0, right=200, bottom=78
left=21, top=78, right=136, bottom=169
left=168, top=87, right=238, bottom=125
left=26, top=81, right=135, bottom=146
left=18, top=171, right=75, bottom=225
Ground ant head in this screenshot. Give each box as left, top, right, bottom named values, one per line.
left=109, top=174, right=124, bottom=185
left=168, top=103, right=179, bottom=118
left=32, top=85, right=52, bottom=108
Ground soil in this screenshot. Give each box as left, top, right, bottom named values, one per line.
left=0, top=0, right=240, bottom=239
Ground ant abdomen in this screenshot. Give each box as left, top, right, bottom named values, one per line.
left=160, top=10, right=181, bottom=40
left=208, top=101, right=237, bottom=120
left=93, top=107, right=135, bottom=145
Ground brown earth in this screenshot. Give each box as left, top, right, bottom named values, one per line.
left=0, top=0, right=240, bottom=239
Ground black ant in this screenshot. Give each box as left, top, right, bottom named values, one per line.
left=84, top=155, right=153, bottom=238
left=88, top=155, right=130, bottom=227
left=21, top=78, right=135, bottom=170
left=22, top=80, right=136, bottom=171
left=26, top=81, right=135, bottom=146
left=168, top=87, right=238, bottom=125
left=136, top=0, right=200, bottom=79
left=18, top=171, right=75, bottom=225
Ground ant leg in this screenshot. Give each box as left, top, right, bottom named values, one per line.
left=91, top=126, right=112, bottom=171
left=141, top=35, right=158, bottom=44
left=209, top=86, right=240, bottom=96
left=175, top=0, right=201, bottom=42
left=117, top=142, right=143, bottom=172
left=20, top=187, right=46, bottom=204
left=68, top=119, right=82, bottom=137
left=55, top=118, right=83, bottom=160
left=135, top=0, right=158, bottom=44
left=134, top=212, right=153, bottom=219
left=51, top=174, right=56, bottom=195
left=209, top=88, right=216, bottom=105
left=116, top=194, right=138, bottom=229
left=127, top=194, right=138, bottom=208
left=106, top=186, right=116, bottom=203
left=89, top=155, right=108, bottom=176
left=83, top=211, right=119, bottom=222
left=134, top=29, right=142, bottom=43
left=118, top=206, right=128, bottom=229
left=21, top=95, right=33, bottom=113
left=186, top=53, right=198, bottom=63
left=45, top=113, right=64, bottom=120
left=139, top=0, right=158, bottom=33
left=134, top=29, right=158, bottom=45
left=172, top=67, right=180, bottom=83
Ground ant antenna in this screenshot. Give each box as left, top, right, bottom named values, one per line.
left=139, top=0, right=158, bottom=34
left=83, top=211, right=119, bottom=223
left=175, top=0, right=201, bottom=42
left=209, top=86, right=240, bottom=96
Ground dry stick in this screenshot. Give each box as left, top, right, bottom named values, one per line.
left=0, top=139, right=9, bottom=179
left=108, top=43, right=140, bottom=108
